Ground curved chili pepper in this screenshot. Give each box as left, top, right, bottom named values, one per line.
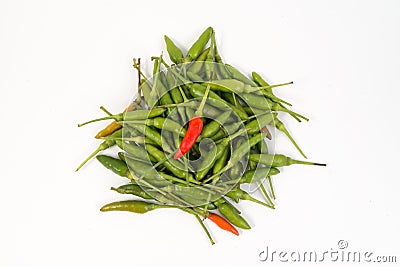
left=174, top=116, right=203, bottom=159
left=207, top=212, right=239, bottom=236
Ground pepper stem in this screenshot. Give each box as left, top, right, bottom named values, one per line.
left=258, top=182, right=275, bottom=207
left=196, top=81, right=212, bottom=117
left=194, top=214, right=215, bottom=245
left=263, top=92, right=293, bottom=106
left=75, top=145, right=103, bottom=171
left=134, top=58, right=142, bottom=104
left=245, top=192, right=274, bottom=209
left=257, top=81, right=293, bottom=91
left=288, top=158, right=326, bottom=166
left=267, top=176, right=276, bottom=199
left=274, top=119, right=307, bottom=159
left=78, top=115, right=117, bottom=127
left=133, top=58, right=148, bottom=81
left=100, top=106, right=113, bottom=116
left=277, top=106, right=309, bottom=122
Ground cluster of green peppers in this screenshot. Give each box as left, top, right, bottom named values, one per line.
left=77, top=27, right=325, bottom=244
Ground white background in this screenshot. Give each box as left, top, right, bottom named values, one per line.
left=1, top=0, right=399, bottom=266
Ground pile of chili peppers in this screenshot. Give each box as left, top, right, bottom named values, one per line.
left=77, top=27, right=325, bottom=244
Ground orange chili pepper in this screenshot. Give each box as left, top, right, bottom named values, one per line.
left=207, top=212, right=239, bottom=236
left=94, top=103, right=135, bottom=139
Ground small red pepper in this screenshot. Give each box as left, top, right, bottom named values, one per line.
left=207, top=212, right=239, bottom=236
left=174, top=116, right=203, bottom=159
left=175, top=81, right=212, bottom=159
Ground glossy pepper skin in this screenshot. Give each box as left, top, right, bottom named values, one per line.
left=240, top=167, right=280, bottom=184
left=216, top=201, right=251, bottom=229
left=96, top=155, right=130, bottom=178
left=184, top=27, right=213, bottom=62
left=174, top=116, right=203, bottom=159
left=164, top=35, right=184, bottom=64
left=111, top=184, right=153, bottom=200
left=207, top=212, right=239, bottom=236
left=100, top=200, right=166, bottom=214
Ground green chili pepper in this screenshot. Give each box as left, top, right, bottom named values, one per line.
left=220, top=92, right=237, bottom=105
left=166, top=74, right=183, bottom=103
left=252, top=71, right=269, bottom=87
left=225, top=188, right=273, bottom=208
left=148, top=58, right=162, bottom=107
left=202, top=131, right=264, bottom=184
left=242, top=106, right=268, bottom=116
left=96, top=155, right=131, bottom=178
left=204, top=30, right=216, bottom=80
left=128, top=123, right=173, bottom=153
left=204, top=79, right=255, bottom=93
left=248, top=149, right=258, bottom=170
left=189, top=84, right=248, bottom=120
left=125, top=117, right=186, bottom=137
left=165, top=70, right=188, bottom=124
left=202, top=111, right=231, bottom=138
left=215, top=201, right=250, bottom=229
left=164, top=35, right=184, bottom=64
left=152, top=117, right=186, bottom=137
left=214, top=198, right=240, bottom=212
left=118, top=151, right=127, bottom=162
left=77, top=108, right=166, bottom=127
left=219, top=92, right=249, bottom=120
left=241, top=92, right=309, bottom=121
left=145, top=144, right=187, bottom=179
left=252, top=71, right=292, bottom=103
left=115, top=140, right=154, bottom=162
left=100, top=200, right=173, bottom=214
left=159, top=71, right=174, bottom=106
left=178, top=195, right=216, bottom=209
left=211, top=32, right=231, bottom=79
left=203, top=79, right=291, bottom=105
left=240, top=167, right=280, bottom=184
left=230, top=133, right=267, bottom=165
left=245, top=113, right=275, bottom=135
left=186, top=71, right=204, bottom=82
left=213, top=146, right=229, bottom=174
left=249, top=154, right=326, bottom=167
left=140, top=78, right=152, bottom=106
left=123, top=155, right=172, bottom=190
left=195, top=140, right=227, bottom=180
left=162, top=184, right=214, bottom=199
left=257, top=138, right=269, bottom=154
left=111, top=184, right=153, bottom=199
left=209, top=128, right=226, bottom=141
left=227, top=160, right=242, bottom=181
left=188, top=47, right=210, bottom=74
left=184, top=27, right=213, bottom=62
left=124, top=155, right=159, bottom=179
left=224, top=64, right=258, bottom=87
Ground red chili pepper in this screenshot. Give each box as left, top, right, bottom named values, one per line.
left=174, top=116, right=203, bottom=159
left=207, top=212, right=239, bottom=236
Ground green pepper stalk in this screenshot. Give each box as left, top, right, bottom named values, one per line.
left=75, top=129, right=122, bottom=171
left=249, top=154, right=326, bottom=167
left=268, top=113, right=307, bottom=158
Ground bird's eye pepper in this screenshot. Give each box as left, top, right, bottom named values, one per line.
left=164, top=35, right=184, bottom=64
left=183, top=27, right=213, bottom=62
